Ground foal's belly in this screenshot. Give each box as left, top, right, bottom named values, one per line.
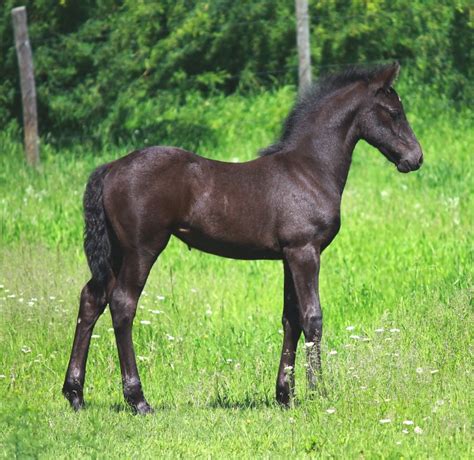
left=172, top=227, right=282, bottom=260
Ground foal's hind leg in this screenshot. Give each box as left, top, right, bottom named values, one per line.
left=109, top=241, right=168, bottom=414
left=63, top=280, right=110, bottom=410
left=276, top=261, right=302, bottom=406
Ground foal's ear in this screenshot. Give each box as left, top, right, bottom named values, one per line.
left=370, top=62, right=400, bottom=92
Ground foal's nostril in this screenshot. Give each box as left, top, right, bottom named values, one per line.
left=418, top=155, right=424, bottom=165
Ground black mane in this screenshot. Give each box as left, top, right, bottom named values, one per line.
left=259, top=64, right=393, bottom=156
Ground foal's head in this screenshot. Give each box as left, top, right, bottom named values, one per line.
left=358, top=63, right=423, bottom=173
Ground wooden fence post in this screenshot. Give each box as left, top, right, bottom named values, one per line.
left=295, top=0, right=312, bottom=92
left=12, top=6, right=40, bottom=167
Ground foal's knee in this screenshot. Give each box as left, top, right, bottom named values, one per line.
left=302, top=310, right=323, bottom=340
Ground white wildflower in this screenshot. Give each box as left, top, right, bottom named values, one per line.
left=416, top=367, right=424, bottom=374
left=414, top=426, right=423, bottom=434
left=326, top=408, right=336, bottom=414
left=304, top=341, right=315, bottom=348
left=402, top=429, right=409, bottom=434
left=375, top=328, right=385, bottom=333
left=0, top=374, right=6, bottom=379
left=379, top=418, right=392, bottom=424
left=430, top=369, right=439, bottom=374
left=166, top=334, right=175, bottom=341
left=226, top=358, right=233, bottom=363
left=156, top=295, right=165, bottom=300
left=350, top=335, right=360, bottom=340
left=328, top=350, right=338, bottom=355
left=21, top=346, right=31, bottom=354
left=140, top=320, right=151, bottom=325
left=150, top=310, right=163, bottom=315
left=346, top=326, right=355, bottom=331
left=91, top=334, right=100, bottom=339
left=390, top=328, right=400, bottom=333
left=403, top=420, right=414, bottom=425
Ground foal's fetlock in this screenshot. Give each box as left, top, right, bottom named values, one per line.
left=62, top=381, right=85, bottom=411
left=276, top=390, right=291, bottom=408
left=276, top=380, right=295, bottom=408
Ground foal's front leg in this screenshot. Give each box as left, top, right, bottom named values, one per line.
left=284, top=244, right=322, bottom=391
left=276, top=261, right=302, bottom=406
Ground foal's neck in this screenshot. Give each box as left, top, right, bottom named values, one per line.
left=294, top=85, right=362, bottom=197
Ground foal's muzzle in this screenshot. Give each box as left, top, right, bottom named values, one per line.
left=397, top=148, right=423, bottom=173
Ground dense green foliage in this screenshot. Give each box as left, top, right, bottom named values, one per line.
left=1, top=0, right=472, bottom=144
left=1, top=91, right=472, bottom=456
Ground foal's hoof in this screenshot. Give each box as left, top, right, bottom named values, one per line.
left=307, top=384, right=328, bottom=399
left=133, top=400, right=154, bottom=415
left=63, top=387, right=85, bottom=411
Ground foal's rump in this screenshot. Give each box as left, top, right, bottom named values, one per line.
left=101, top=146, right=196, bottom=247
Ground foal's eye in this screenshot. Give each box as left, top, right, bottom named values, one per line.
left=388, top=110, right=401, bottom=120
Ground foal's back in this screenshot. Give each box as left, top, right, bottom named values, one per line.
left=102, top=146, right=305, bottom=259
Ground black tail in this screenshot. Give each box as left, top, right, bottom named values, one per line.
left=83, top=164, right=112, bottom=288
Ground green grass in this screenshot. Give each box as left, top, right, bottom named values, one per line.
left=0, top=88, right=472, bottom=458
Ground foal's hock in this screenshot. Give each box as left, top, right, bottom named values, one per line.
left=63, top=63, right=423, bottom=413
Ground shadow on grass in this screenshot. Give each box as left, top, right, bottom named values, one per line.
left=207, top=394, right=276, bottom=410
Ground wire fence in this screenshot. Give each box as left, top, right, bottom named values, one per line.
left=27, top=4, right=451, bottom=47
left=41, top=94, right=469, bottom=148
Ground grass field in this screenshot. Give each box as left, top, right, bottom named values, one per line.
left=0, top=88, right=472, bottom=458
